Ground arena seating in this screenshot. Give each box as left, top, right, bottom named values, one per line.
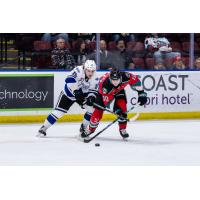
left=1, top=33, right=200, bottom=70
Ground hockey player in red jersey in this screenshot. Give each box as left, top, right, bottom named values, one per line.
left=80, top=68, right=147, bottom=140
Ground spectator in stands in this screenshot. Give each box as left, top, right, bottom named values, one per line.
left=51, top=38, right=75, bottom=70
left=42, top=33, right=69, bottom=43
left=145, top=34, right=181, bottom=68
left=112, top=39, right=135, bottom=69
left=73, top=38, right=89, bottom=65
left=172, top=56, right=187, bottom=70
left=87, top=40, right=115, bottom=69
left=127, top=62, right=138, bottom=70
left=99, top=40, right=115, bottom=69
left=194, top=57, right=200, bottom=70
left=112, top=33, right=136, bottom=43
left=153, top=63, right=166, bottom=70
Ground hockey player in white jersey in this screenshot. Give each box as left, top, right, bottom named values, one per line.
left=38, top=60, right=99, bottom=139
left=145, top=34, right=181, bottom=67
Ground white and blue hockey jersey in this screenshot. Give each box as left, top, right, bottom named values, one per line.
left=145, top=37, right=170, bottom=49
left=63, top=65, right=99, bottom=101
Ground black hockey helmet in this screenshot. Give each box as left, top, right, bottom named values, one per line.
left=110, top=68, right=121, bottom=80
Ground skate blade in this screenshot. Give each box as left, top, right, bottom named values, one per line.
left=77, top=134, right=90, bottom=142
left=36, top=133, right=46, bottom=138
left=77, top=134, right=85, bottom=142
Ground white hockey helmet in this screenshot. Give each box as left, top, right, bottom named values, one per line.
left=84, top=60, right=96, bottom=71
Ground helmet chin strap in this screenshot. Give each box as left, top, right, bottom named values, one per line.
left=113, top=84, right=119, bottom=88
left=83, top=66, right=89, bottom=80
left=84, top=71, right=89, bottom=81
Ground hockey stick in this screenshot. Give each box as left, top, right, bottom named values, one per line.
left=93, top=102, right=129, bottom=121
left=83, top=105, right=138, bottom=143
left=94, top=102, right=140, bottom=122
left=129, top=112, right=140, bottom=122
left=83, top=118, right=119, bottom=143
left=128, top=104, right=140, bottom=121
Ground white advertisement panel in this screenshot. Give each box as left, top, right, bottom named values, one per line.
left=54, top=71, right=200, bottom=114
left=129, top=71, right=199, bottom=112
left=0, top=71, right=199, bottom=116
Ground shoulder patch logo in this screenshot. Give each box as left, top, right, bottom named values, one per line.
left=132, top=75, right=137, bottom=80
left=103, top=88, right=107, bottom=94
left=125, top=72, right=130, bottom=78
left=72, top=71, right=77, bottom=78
left=95, top=84, right=99, bottom=90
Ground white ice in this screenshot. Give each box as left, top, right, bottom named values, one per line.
left=0, top=120, right=200, bottom=165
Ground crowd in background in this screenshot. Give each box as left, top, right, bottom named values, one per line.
left=1, top=33, right=200, bottom=70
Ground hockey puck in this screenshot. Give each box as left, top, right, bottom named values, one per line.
left=95, top=143, right=100, bottom=147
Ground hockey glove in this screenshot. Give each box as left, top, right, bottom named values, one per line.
left=74, top=89, right=85, bottom=106
left=86, top=95, right=96, bottom=106
left=137, top=90, right=147, bottom=106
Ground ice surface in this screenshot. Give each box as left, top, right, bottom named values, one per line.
left=0, top=120, right=200, bottom=165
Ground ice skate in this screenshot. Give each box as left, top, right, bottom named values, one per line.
left=119, top=129, right=129, bottom=140
left=37, top=126, right=47, bottom=137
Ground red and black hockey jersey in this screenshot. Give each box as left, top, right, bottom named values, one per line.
left=98, top=71, right=142, bottom=106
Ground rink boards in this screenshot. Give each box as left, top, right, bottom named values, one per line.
left=0, top=70, right=200, bottom=123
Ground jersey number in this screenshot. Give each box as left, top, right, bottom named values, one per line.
left=103, top=96, right=109, bottom=102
